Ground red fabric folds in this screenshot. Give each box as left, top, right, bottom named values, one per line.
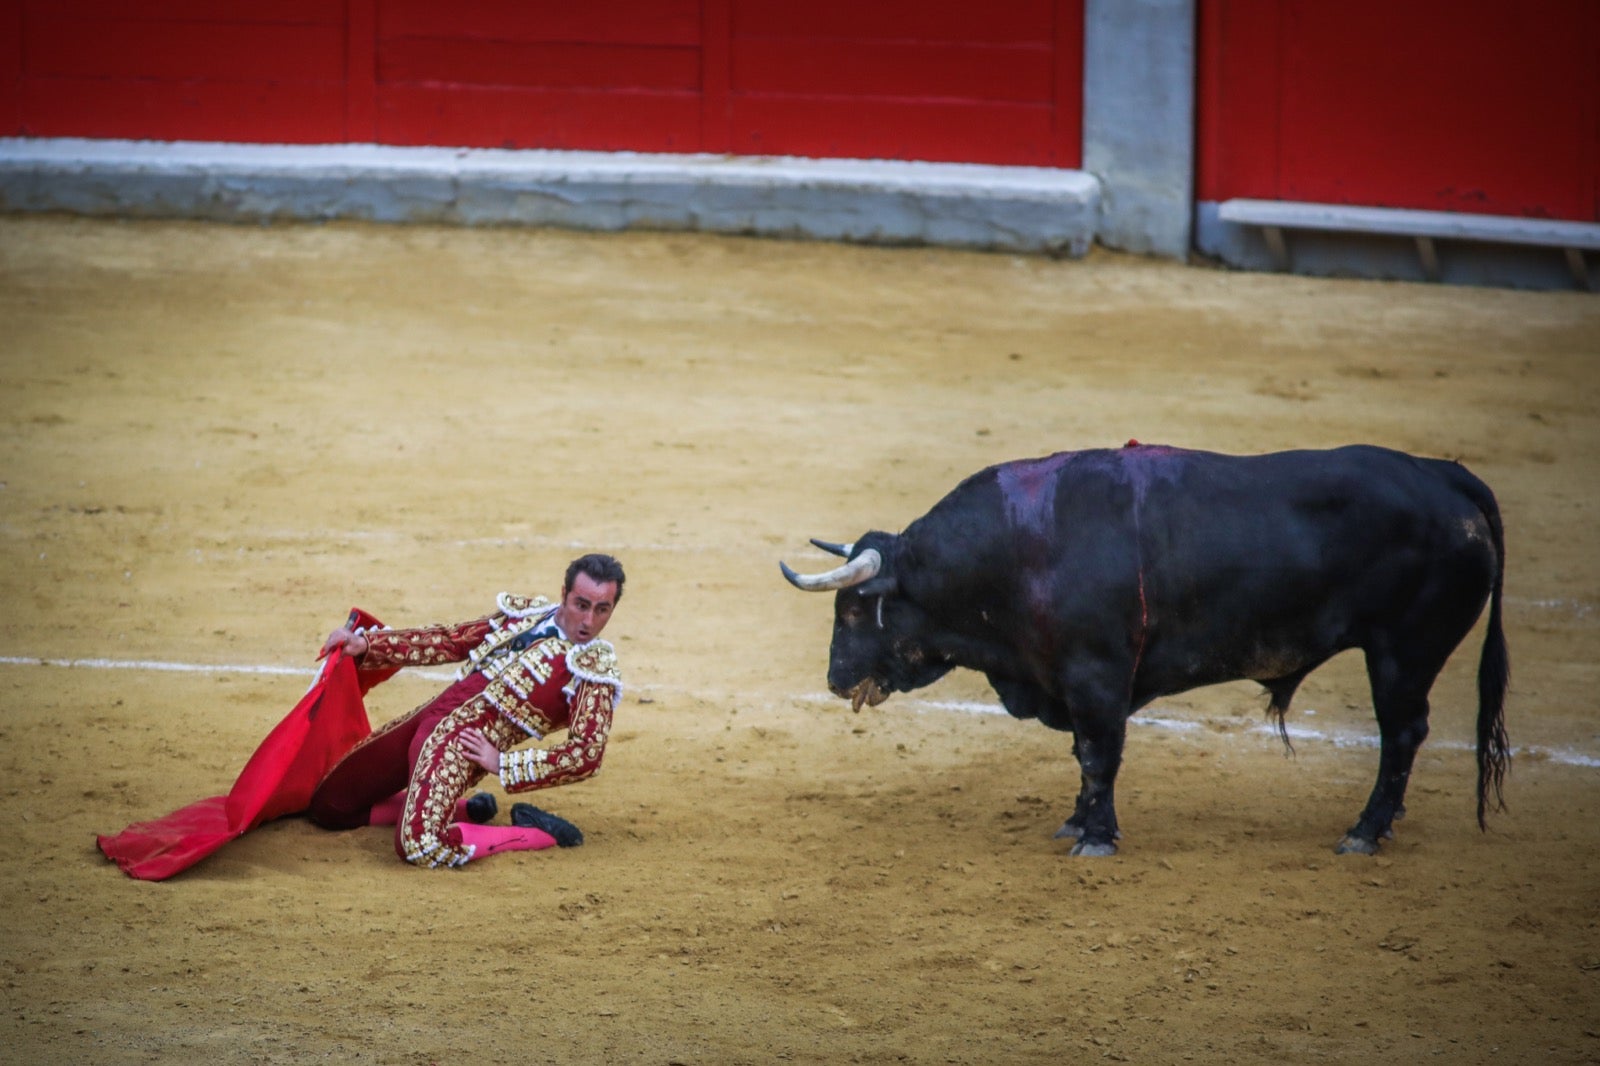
left=97, top=609, right=397, bottom=881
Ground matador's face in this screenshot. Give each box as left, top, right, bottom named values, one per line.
left=555, top=572, right=618, bottom=645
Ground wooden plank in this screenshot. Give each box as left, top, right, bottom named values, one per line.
left=1194, top=0, right=1281, bottom=202
left=29, top=0, right=343, bottom=24
left=730, top=39, right=1051, bottom=103
left=380, top=39, right=699, bottom=92
left=724, top=2, right=1073, bottom=166
left=380, top=0, right=700, bottom=47
left=345, top=0, right=377, bottom=141
left=728, top=95, right=1056, bottom=165
left=1, top=0, right=20, bottom=135
left=732, top=1, right=1053, bottom=45
left=19, top=76, right=346, bottom=141
left=377, top=84, right=701, bottom=151
left=700, top=0, right=732, bottom=152
left=1564, top=248, right=1592, bottom=290
left=1050, top=0, right=1083, bottom=167
left=1260, top=226, right=1288, bottom=271
left=26, top=17, right=345, bottom=82
left=1415, top=236, right=1440, bottom=281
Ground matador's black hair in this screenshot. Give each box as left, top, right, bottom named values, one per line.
left=565, top=553, right=626, bottom=602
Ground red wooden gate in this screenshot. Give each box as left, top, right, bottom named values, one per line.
left=1198, top=0, right=1599, bottom=222
left=0, top=0, right=1085, bottom=168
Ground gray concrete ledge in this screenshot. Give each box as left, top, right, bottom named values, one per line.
left=1218, top=198, right=1600, bottom=251
left=0, top=138, right=1102, bottom=257
left=1197, top=201, right=1598, bottom=292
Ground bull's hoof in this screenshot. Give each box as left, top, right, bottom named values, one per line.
left=1053, top=821, right=1120, bottom=842
left=1069, top=840, right=1117, bottom=857
left=1334, top=834, right=1380, bottom=856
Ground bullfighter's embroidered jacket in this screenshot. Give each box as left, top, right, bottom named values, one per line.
left=355, top=592, right=622, bottom=792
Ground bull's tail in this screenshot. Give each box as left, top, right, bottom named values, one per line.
left=1463, top=468, right=1510, bottom=830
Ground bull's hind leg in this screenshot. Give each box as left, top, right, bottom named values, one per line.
left=1337, top=646, right=1443, bottom=855
left=1339, top=547, right=1491, bottom=856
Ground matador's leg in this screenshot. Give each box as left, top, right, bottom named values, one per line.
left=307, top=704, right=428, bottom=829
left=455, top=822, right=558, bottom=859
left=396, top=702, right=522, bottom=868
left=309, top=674, right=488, bottom=829
left=366, top=788, right=498, bottom=827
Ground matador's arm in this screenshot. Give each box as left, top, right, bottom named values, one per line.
left=357, top=617, right=497, bottom=670
left=498, top=679, right=617, bottom=792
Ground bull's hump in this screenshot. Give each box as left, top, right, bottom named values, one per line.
left=994, top=453, right=1072, bottom=537
left=993, top=444, right=1188, bottom=533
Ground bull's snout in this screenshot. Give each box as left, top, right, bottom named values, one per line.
left=832, top=677, right=889, bottom=713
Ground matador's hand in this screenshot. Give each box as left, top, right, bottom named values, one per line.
left=460, top=728, right=503, bottom=775
left=317, top=626, right=369, bottom=661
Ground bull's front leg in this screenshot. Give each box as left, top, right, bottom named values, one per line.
left=987, top=674, right=1115, bottom=850
left=1061, top=722, right=1126, bottom=855
left=1051, top=673, right=1129, bottom=856
left=1049, top=737, right=1126, bottom=848
left=1052, top=734, right=1093, bottom=842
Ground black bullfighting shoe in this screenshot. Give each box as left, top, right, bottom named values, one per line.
left=510, top=803, right=584, bottom=848
left=465, top=791, right=498, bottom=824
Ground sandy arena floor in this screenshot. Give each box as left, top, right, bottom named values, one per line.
left=1, top=215, right=1597, bottom=1064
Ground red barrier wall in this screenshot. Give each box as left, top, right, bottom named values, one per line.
left=0, top=0, right=1085, bottom=168
left=8, top=3, right=1590, bottom=226
left=1198, top=0, right=1599, bottom=222
left=719, top=3, right=1081, bottom=167
left=5, top=1, right=350, bottom=143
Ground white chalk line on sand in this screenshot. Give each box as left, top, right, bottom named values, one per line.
left=0, top=655, right=313, bottom=677
left=0, top=523, right=722, bottom=555
left=5, top=653, right=1597, bottom=769
left=782, top=696, right=1600, bottom=769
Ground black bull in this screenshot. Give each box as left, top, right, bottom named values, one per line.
left=781, top=443, right=1509, bottom=856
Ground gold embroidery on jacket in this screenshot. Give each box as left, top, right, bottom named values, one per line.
left=456, top=608, right=565, bottom=682
left=500, top=678, right=617, bottom=793
left=496, top=592, right=552, bottom=619
left=566, top=639, right=622, bottom=694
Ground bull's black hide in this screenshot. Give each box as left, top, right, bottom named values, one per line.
left=783, top=443, right=1509, bottom=856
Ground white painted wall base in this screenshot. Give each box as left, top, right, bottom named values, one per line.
left=0, top=138, right=1102, bottom=257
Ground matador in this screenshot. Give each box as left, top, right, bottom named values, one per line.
left=308, top=553, right=625, bottom=869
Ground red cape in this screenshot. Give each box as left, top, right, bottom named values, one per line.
left=97, top=609, right=397, bottom=881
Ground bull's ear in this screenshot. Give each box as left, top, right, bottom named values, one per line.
left=857, top=576, right=898, bottom=598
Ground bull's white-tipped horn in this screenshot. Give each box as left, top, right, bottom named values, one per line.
left=809, top=538, right=854, bottom=558
left=780, top=547, right=882, bottom=592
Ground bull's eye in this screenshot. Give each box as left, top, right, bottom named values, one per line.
left=841, top=603, right=865, bottom=624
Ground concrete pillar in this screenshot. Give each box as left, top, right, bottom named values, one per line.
left=1082, top=0, right=1195, bottom=259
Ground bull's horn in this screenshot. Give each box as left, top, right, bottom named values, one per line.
left=780, top=548, right=882, bottom=592
left=809, top=538, right=854, bottom=558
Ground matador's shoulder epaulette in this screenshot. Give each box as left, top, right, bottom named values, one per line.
left=567, top=639, right=622, bottom=692
left=496, top=592, right=553, bottom=619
